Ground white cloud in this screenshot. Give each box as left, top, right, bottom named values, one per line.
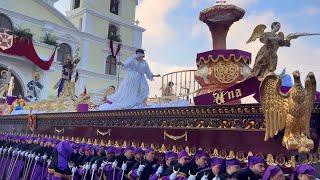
left=226, top=0, right=259, bottom=8
left=192, top=0, right=201, bottom=8
left=136, top=0, right=181, bottom=47
left=191, top=21, right=210, bottom=39
left=302, top=6, right=320, bottom=16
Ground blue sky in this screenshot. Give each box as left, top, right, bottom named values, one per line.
left=55, top=0, right=320, bottom=94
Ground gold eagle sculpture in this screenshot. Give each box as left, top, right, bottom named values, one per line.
left=260, top=71, right=316, bottom=153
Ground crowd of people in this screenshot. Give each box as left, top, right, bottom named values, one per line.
left=0, top=134, right=318, bottom=180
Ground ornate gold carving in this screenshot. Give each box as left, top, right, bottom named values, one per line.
left=163, top=131, right=188, bottom=141
left=115, top=141, right=120, bottom=147
left=285, top=156, right=297, bottom=168
left=54, top=127, right=64, bottom=133
left=212, top=148, right=219, bottom=157
left=213, top=61, right=240, bottom=83
left=220, top=150, right=227, bottom=158
left=227, top=150, right=235, bottom=159
left=160, top=144, right=166, bottom=152
left=107, top=140, right=112, bottom=146
left=141, top=142, right=145, bottom=150
left=150, top=144, right=156, bottom=150
left=245, top=151, right=254, bottom=163
left=96, top=129, right=111, bottom=136
left=172, top=145, right=177, bottom=153
left=185, top=146, right=190, bottom=155
left=266, top=154, right=276, bottom=165
left=122, top=141, right=127, bottom=148
left=75, top=137, right=80, bottom=143
left=197, top=54, right=251, bottom=67
left=260, top=71, right=316, bottom=153
left=275, top=154, right=286, bottom=166
left=100, top=139, right=106, bottom=146
left=236, top=151, right=245, bottom=161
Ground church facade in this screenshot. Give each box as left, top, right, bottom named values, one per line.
left=0, top=0, right=144, bottom=101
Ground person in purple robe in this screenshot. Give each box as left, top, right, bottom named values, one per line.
left=78, top=144, right=93, bottom=165
left=150, top=151, right=176, bottom=179
left=48, top=141, right=74, bottom=180
left=217, top=158, right=241, bottom=180
left=105, top=146, right=116, bottom=162
left=173, top=150, right=208, bottom=179
left=262, top=165, right=285, bottom=180
left=291, top=164, right=318, bottom=180
left=129, top=148, right=158, bottom=180
left=133, top=147, right=145, bottom=162
left=161, top=150, right=191, bottom=180
left=231, top=156, right=266, bottom=180
left=200, top=157, right=226, bottom=179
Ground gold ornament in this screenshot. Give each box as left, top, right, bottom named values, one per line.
left=213, top=61, right=239, bottom=83
left=260, top=71, right=316, bottom=153
left=266, top=154, right=276, bottom=165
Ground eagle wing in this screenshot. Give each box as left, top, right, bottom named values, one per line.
left=302, top=72, right=317, bottom=137
left=260, top=73, right=289, bottom=141
left=246, top=24, right=267, bottom=44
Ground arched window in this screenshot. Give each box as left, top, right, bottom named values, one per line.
left=73, top=0, right=81, bottom=9
left=110, top=0, right=120, bottom=15
left=57, top=43, right=72, bottom=63
left=0, top=13, right=13, bottom=32
left=108, top=24, right=121, bottom=42
left=105, top=55, right=117, bottom=75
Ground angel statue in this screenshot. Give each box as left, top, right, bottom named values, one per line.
left=260, top=71, right=316, bottom=153
left=26, top=72, right=43, bottom=102
left=0, top=68, right=12, bottom=97
left=247, top=22, right=320, bottom=80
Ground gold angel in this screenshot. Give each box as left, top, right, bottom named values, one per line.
left=260, top=71, right=316, bottom=153
left=247, top=22, right=320, bottom=80
left=247, top=22, right=292, bottom=80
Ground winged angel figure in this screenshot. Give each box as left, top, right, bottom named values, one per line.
left=247, top=22, right=320, bottom=80
left=260, top=71, right=316, bottom=153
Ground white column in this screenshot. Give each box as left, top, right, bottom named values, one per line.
left=76, top=73, right=86, bottom=95
left=82, top=13, right=92, bottom=33
left=41, top=71, right=50, bottom=100
left=76, top=38, right=90, bottom=94
left=134, top=29, right=143, bottom=48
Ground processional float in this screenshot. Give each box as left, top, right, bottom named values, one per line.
left=0, top=2, right=320, bottom=170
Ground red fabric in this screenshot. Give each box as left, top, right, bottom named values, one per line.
left=108, top=39, right=121, bottom=58
left=0, top=36, right=56, bottom=70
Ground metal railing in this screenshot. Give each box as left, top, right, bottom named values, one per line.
left=161, top=70, right=200, bottom=103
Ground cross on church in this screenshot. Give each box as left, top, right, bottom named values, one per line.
left=135, top=19, right=140, bottom=25
left=216, top=0, right=227, bottom=5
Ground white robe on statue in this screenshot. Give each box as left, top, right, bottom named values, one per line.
left=98, top=55, right=153, bottom=110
